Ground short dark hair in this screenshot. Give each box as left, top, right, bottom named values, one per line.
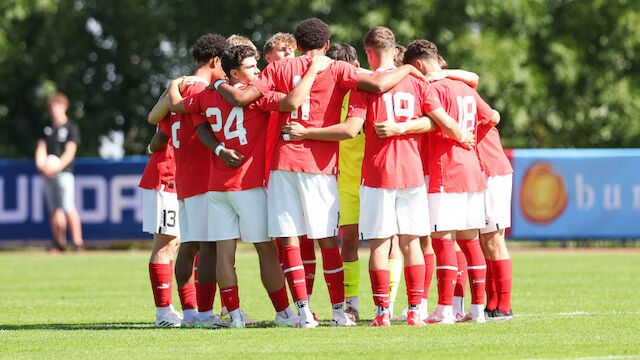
left=364, top=26, right=396, bottom=51
left=437, top=54, right=449, bottom=69
left=222, top=45, right=258, bottom=78
left=326, top=43, right=357, bottom=65
left=294, top=18, right=331, bottom=52
left=191, top=33, right=229, bottom=64
left=394, top=44, right=406, bottom=67
left=403, top=39, right=439, bottom=65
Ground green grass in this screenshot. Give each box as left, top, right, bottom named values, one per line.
left=1, top=247, right=639, bottom=359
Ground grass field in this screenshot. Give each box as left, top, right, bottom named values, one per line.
left=1, top=247, right=639, bottom=359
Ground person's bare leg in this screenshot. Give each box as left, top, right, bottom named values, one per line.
left=254, top=241, right=286, bottom=292
left=51, top=209, right=67, bottom=251
left=150, top=234, right=179, bottom=264
left=66, top=208, right=84, bottom=249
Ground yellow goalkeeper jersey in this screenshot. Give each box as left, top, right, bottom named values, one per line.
left=338, top=90, right=365, bottom=226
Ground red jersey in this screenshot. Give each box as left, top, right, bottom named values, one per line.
left=139, top=114, right=176, bottom=193
left=159, top=79, right=210, bottom=200
left=348, top=68, right=436, bottom=189
left=184, top=85, right=283, bottom=191
left=251, top=56, right=361, bottom=174
left=476, top=123, right=513, bottom=177
left=423, top=78, right=493, bottom=193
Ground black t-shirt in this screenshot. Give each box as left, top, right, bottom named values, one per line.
left=40, top=121, right=81, bottom=173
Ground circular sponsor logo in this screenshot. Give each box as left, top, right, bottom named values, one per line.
left=519, top=162, right=568, bottom=224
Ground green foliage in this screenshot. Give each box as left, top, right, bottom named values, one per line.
left=1, top=0, right=639, bottom=158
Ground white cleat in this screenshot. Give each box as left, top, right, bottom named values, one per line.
left=454, top=311, right=467, bottom=323
left=181, top=317, right=197, bottom=328
left=426, top=310, right=455, bottom=325
left=275, top=312, right=300, bottom=327
left=460, top=313, right=486, bottom=323
left=155, top=307, right=183, bottom=328
left=331, top=311, right=356, bottom=326
left=345, top=306, right=360, bottom=322
left=196, top=314, right=228, bottom=329
left=229, top=316, right=245, bottom=328
left=391, top=308, right=409, bottom=322
left=222, top=308, right=260, bottom=325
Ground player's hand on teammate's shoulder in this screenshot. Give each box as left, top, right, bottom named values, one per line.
left=281, top=121, right=307, bottom=141
left=459, top=127, right=475, bottom=150
left=374, top=121, right=401, bottom=138
left=425, top=71, right=447, bottom=83
left=309, top=56, right=333, bottom=73
left=219, top=148, right=244, bottom=168
left=402, top=64, right=425, bottom=80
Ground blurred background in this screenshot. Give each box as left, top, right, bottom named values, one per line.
left=1, top=0, right=639, bottom=245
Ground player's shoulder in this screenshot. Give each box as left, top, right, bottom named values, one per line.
left=183, top=78, right=210, bottom=96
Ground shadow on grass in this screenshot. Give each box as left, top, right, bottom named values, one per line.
left=0, top=321, right=286, bottom=331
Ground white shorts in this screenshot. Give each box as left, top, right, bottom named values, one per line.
left=208, top=187, right=269, bottom=243
left=428, top=187, right=486, bottom=233
left=178, top=193, right=209, bottom=243
left=480, top=174, right=512, bottom=234
left=359, top=185, right=430, bottom=240
left=142, top=188, right=180, bottom=236
left=44, top=171, right=76, bottom=212
left=267, top=170, right=339, bottom=239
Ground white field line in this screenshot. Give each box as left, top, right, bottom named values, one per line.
left=525, top=356, right=640, bottom=360
left=516, top=310, right=640, bottom=318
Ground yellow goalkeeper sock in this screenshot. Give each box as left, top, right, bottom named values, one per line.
left=388, top=257, right=403, bottom=304
left=343, top=259, right=360, bottom=298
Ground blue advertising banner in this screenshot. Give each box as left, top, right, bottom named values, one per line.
left=0, top=157, right=150, bottom=240
left=511, top=149, right=640, bottom=239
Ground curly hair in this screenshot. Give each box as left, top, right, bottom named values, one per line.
left=364, top=26, right=396, bottom=51
left=403, top=39, right=439, bottom=65
left=326, top=43, right=358, bottom=65
left=293, top=18, right=331, bottom=52
left=221, top=45, right=258, bottom=78
left=191, top=33, right=229, bottom=64
left=263, top=32, right=296, bottom=55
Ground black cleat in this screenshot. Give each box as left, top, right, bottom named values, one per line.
left=487, top=308, right=514, bottom=322
left=484, top=307, right=494, bottom=319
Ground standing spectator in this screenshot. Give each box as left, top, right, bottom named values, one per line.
left=35, top=92, right=84, bottom=253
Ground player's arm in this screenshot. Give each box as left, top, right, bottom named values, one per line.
left=489, top=109, right=500, bottom=125
left=214, top=83, right=262, bottom=107
left=146, top=130, right=170, bottom=156
left=374, top=117, right=438, bottom=138
left=426, top=108, right=475, bottom=149
left=195, top=122, right=243, bottom=168
left=56, top=141, right=78, bottom=173
left=426, top=70, right=479, bottom=89
left=282, top=117, right=365, bottom=141
left=35, top=140, right=48, bottom=175
left=357, top=64, right=424, bottom=93
left=279, top=56, right=333, bottom=111
left=148, top=97, right=170, bottom=124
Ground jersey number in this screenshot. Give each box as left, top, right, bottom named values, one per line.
left=382, top=92, right=415, bottom=123
left=206, top=107, right=248, bottom=145
left=161, top=210, right=176, bottom=227
left=456, top=96, right=477, bottom=130
left=171, top=121, right=181, bottom=149
left=291, top=75, right=310, bottom=121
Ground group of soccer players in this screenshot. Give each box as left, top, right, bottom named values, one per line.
left=138, top=17, right=514, bottom=329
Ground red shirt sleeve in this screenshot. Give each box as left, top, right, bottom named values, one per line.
left=334, top=61, right=361, bottom=90
left=474, top=92, right=494, bottom=125
left=422, top=83, right=443, bottom=114
left=158, top=114, right=171, bottom=137
left=346, top=89, right=368, bottom=119
left=251, top=61, right=279, bottom=95
left=191, top=113, right=208, bottom=128
left=183, top=91, right=203, bottom=113
left=254, top=91, right=284, bottom=113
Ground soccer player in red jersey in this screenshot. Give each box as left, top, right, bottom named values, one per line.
left=212, top=18, right=422, bottom=328
left=168, top=45, right=332, bottom=327
left=139, top=113, right=181, bottom=327
left=477, top=117, right=514, bottom=322
left=148, top=33, right=230, bottom=328
left=403, top=39, right=500, bottom=324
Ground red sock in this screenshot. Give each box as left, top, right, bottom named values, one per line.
left=432, top=238, right=457, bottom=306
left=457, top=238, right=486, bottom=305
left=220, top=286, right=240, bottom=312
left=300, top=236, right=316, bottom=296
left=369, top=269, right=390, bottom=308
left=282, top=244, right=308, bottom=302
left=494, top=259, right=513, bottom=313
left=196, top=283, right=216, bottom=312
left=320, top=246, right=344, bottom=304
left=454, top=250, right=467, bottom=297
left=268, top=285, right=290, bottom=312
left=178, top=284, right=197, bottom=310
left=404, top=264, right=425, bottom=306
left=149, top=263, right=173, bottom=307
left=423, top=253, right=435, bottom=299
left=486, top=260, right=497, bottom=310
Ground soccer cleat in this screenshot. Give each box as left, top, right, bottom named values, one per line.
left=155, top=308, right=182, bottom=328
left=229, top=316, right=245, bottom=328
left=391, top=308, right=408, bottom=322
left=196, top=314, right=228, bottom=329
left=484, top=307, right=493, bottom=319
left=426, top=310, right=455, bottom=325
left=460, top=312, right=486, bottom=323
left=487, top=308, right=514, bottom=322
left=181, top=317, right=197, bottom=328
left=454, top=311, right=466, bottom=323
left=406, top=310, right=426, bottom=326
left=345, top=306, right=360, bottom=322
left=368, top=312, right=391, bottom=327
left=311, top=311, right=320, bottom=323
left=222, top=308, right=261, bottom=325
left=331, top=312, right=356, bottom=326
left=275, top=312, right=300, bottom=327
left=293, top=318, right=318, bottom=328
